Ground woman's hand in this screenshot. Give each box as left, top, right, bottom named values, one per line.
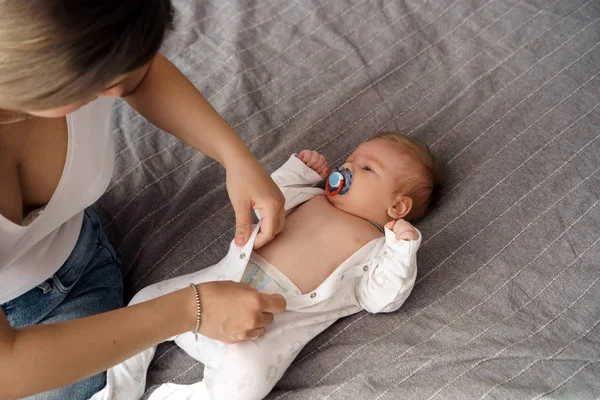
left=123, top=55, right=284, bottom=249
left=298, top=150, right=329, bottom=179
left=385, top=219, right=419, bottom=241
left=226, top=155, right=285, bottom=249
left=194, top=281, right=286, bottom=343
left=0, top=279, right=286, bottom=397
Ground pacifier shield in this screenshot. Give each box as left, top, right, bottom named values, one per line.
left=325, top=168, right=352, bottom=196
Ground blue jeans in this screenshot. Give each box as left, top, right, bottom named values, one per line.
left=2, top=208, right=124, bottom=400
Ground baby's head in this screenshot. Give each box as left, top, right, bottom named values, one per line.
left=327, top=132, right=442, bottom=225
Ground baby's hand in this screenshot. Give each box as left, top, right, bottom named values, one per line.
left=298, top=150, right=329, bottom=179
left=385, top=219, right=419, bottom=241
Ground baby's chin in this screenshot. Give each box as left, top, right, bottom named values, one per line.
left=324, top=192, right=344, bottom=210
left=325, top=193, right=356, bottom=214
left=324, top=192, right=385, bottom=225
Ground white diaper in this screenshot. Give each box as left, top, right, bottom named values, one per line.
left=241, top=253, right=302, bottom=298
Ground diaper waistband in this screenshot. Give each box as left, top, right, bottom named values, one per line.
left=244, top=253, right=302, bottom=298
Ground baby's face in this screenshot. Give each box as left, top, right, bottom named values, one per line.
left=327, top=139, right=416, bottom=223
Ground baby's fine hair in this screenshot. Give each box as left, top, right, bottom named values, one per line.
left=0, top=0, right=174, bottom=119
left=368, top=132, right=443, bottom=221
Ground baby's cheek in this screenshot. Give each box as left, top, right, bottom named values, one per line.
left=349, top=189, right=371, bottom=212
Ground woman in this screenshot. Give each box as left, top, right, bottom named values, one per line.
left=0, top=1, right=287, bottom=398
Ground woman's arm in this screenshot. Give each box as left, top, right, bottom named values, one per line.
left=0, top=286, right=191, bottom=399
left=121, top=54, right=284, bottom=248
left=0, top=281, right=284, bottom=399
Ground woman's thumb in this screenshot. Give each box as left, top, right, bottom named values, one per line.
left=234, top=205, right=253, bottom=247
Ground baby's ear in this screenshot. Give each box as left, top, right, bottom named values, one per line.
left=387, top=195, right=412, bottom=220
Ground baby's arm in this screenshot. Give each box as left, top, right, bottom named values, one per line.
left=356, top=220, right=421, bottom=314
left=267, top=151, right=328, bottom=215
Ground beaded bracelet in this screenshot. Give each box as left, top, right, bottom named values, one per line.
left=189, top=284, right=201, bottom=341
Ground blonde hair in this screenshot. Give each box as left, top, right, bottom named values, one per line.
left=0, top=109, right=29, bottom=124
left=0, top=0, right=174, bottom=120
left=368, top=132, right=443, bottom=221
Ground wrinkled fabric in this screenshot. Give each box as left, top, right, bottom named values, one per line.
left=98, top=0, right=600, bottom=398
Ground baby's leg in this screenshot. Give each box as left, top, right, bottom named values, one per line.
left=147, top=319, right=332, bottom=400
left=90, top=266, right=222, bottom=400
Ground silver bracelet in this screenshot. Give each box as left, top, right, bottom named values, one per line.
left=189, top=284, right=201, bottom=341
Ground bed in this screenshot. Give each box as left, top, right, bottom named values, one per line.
left=96, top=0, right=600, bottom=398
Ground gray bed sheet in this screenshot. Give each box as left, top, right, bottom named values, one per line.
left=96, top=0, right=600, bottom=398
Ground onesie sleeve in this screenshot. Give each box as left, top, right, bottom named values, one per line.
left=356, top=227, right=421, bottom=313
left=269, top=154, right=326, bottom=215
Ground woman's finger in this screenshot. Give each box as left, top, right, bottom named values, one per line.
left=236, top=326, right=266, bottom=342
left=278, top=208, right=286, bottom=236
left=254, top=203, right=284, bottom=248
left=233, top=199, right=253, bottom=247
left=254, top=219, right=274, bottom=249
left=259, top=293, right=286, bottom=313
left=258, top=312, right=274, bottom=326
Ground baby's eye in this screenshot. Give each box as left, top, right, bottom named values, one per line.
left=362, top=166, right=372, bottom=172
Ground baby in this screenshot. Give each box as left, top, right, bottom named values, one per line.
left=93, top=132, right=441, bottom=400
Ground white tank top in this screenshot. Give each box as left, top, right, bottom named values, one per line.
left=0, top=98, right=115, bottom=304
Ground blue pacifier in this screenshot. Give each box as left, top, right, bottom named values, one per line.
left=325, top=167, right=353, bottom=196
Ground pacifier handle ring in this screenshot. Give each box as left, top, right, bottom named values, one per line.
left=326, top=180, right=342, bottom=196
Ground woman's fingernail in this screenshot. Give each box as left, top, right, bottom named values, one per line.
left=236, top=233, right=246, bottom=243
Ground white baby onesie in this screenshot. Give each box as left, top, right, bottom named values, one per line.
left=91, top=155, right=421, bottom=400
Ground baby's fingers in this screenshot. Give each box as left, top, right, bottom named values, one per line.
left=393, top=220, right=418, bottom=241
left=302, top=151, right=317, bottom=166
left=396, top=229, right=419, bottom=241
left=313, top=156, right=328, bottom=173
left=317, top=165, right=329, bottom=179
left=298, top=150, right=310, bottom=162
left=309, top=152, right=325, bottom=169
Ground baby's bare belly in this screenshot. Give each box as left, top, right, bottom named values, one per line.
left=255, top=196, right=382, bottom=293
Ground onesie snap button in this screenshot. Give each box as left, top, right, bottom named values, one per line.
left=239, top=252, right=246, bottom=259
left=363, top=265, right=368, bottom=271
left=310, top=292, right=317, bottom=298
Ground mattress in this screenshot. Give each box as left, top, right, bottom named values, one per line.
left=97, top=0, right=600, bottom=398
